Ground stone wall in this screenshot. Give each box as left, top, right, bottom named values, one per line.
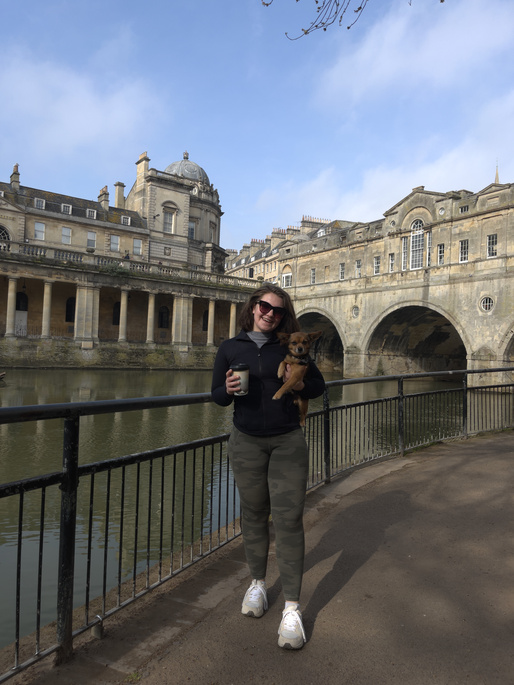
left=0, top=338, right=218, bottom=370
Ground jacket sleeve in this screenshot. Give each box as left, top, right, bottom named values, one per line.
left=298, top=361, right=326, bottom=400
left=211, top=343, right=234, bottom=407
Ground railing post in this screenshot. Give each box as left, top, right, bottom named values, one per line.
left=398, top=378, right=404, bottom=457
left=55, top=415, right=80, bottom=665
left=323, top=388, right=331, bottom=484
left=462, top=374, right=468, bottom=438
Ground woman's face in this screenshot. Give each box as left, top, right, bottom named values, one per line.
left=252, top=292, right=286, bottom=333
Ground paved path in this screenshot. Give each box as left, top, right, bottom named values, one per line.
left=13, top=430, right=514, bottom=685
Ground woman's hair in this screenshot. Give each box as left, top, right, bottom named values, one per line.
left=239, top=283, right=300, bottom=334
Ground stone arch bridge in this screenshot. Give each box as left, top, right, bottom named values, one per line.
left=294, top=264, right=513, bottom=378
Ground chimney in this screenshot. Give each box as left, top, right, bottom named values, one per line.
left=10, top=163, right=20, bottom=192
left=136, top=151, right=150, bottom=178
left=114, top=182, right=125, bottom=209
left=98, top=185, right=109, bottom=212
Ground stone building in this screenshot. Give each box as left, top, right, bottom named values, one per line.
left=226, top=178, right=514, bottom=376
left=0, top=154, right=254, bottom=369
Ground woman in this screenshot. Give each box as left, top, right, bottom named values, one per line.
left=211, top=284, right=325, bottom=649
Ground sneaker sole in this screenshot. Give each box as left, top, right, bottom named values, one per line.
left=278, top=637, right=305, bottom=650
left=241, top=608, right=264, bottom=618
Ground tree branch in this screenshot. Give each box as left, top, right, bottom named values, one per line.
left=262, top=0, right=444, bottom=39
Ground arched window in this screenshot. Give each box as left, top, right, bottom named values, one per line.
left=158, top=306, right=170, bottom=329
left=16, top=292, right=28, bottom=311
left=162, top=202, right=179, bottom=234
left=410, top=219, right=425, bottom=270
left=281, top=265, right=293, bottom=288
left=0, top=226, right=10, bottom=241
left=112, top=301, right=120, bottom=326
left=65, top=297, right=76, bottom=322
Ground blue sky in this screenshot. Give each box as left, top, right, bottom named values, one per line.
left=1, top=0, right=513, bottom=250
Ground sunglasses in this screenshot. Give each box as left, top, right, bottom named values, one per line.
left=256, top=300, right=287, bottom=319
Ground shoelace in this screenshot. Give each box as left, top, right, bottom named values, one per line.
left=247, top=583, right=268, bottom=609
left=281, top=609, right=306, bottom=640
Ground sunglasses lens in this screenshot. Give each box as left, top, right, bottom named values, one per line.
left=258, top=301, right=285, bottom=318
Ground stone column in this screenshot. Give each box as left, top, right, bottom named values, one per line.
left=41, top=281, right=53, bottom=338
left=171, top=295, right=193, bottom=348
left=118, top=289, right=129, bottom=342
left=229, top=302, right=237, bottom=339
left=74, top=286, right=96, bottom=347
left=5, top=277, right=17, bottom=337
left=92, top=288, right=100, bottom=342
left=207, top=299, right=215, bottom=345
left=146, top=292, right=156, bottom=343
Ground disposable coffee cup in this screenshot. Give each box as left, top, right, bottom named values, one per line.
left=232, top=363, right=249, bottom=396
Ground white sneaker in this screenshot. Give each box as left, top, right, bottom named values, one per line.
left=277, top=606, right=306, bottom=649
left=241, top=580, right=268, bottom=618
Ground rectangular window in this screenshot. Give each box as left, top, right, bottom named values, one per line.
left=401, top=237, right=408, bottom=270
left=87, top=231, right=96, bottom=249
left=188, top=221, right=196, bottom=239
left=133, top=239, right=142, bottom=256
left=121, top=215, right=131, bottom=226
left=459, top=239, right=469, bottom=263
left=110, top=234, right=120, bottom=252
left=373, top=256, right=380, bottom=275
left=487, top=233, right=497, bottom=258
left=437, top=243, right=445, bottom=265
left=282, top=273, right=292, bottom=288
left=389, top=253, right=395, bottom=272
left=339, top=262, right=345, bottom=280
left=410, top=231, right=424, bottom=269
left=34, top=198, right=45, bottom=210
left=355, top=259, right=362, bottom=278
left=61, top=226, right=71, bottom=245
left=163, top=211, right=174, bottom=234
left=426, top=230, right=432, bottom=267
left=86, top=208, right=97, bottom=220
left=61, top=204, right=72, bottom=215
left=459, top=205, right=469, bottom=214
left=310, top=268, right=316, bottom=284
left=35, top=221, right=45, bottom=240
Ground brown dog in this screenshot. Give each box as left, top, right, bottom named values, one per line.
left=272, top=330, right=322, bottom=426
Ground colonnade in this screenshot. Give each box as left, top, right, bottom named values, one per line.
left=3, top=276, right=239, bottom=347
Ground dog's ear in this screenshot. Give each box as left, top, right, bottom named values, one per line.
left=308, top=331, right=323, bottom=342
left=276, top=332, right=290, bottom=344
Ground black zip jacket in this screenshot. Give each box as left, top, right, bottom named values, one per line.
left=211, top=330, right=325, bottom=436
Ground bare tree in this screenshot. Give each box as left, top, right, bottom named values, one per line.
left=262, top=0, right=445, bottom=40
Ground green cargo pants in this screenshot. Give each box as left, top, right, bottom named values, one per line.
left=229, top=425, right=309, bottom=602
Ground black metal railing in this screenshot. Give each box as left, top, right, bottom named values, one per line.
left=0, top=367, right=513, bottom=682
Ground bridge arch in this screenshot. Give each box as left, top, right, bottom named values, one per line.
left=499, top=322, right=514, bottom=362
left=296, top=305, right=347, bottom=373
left=362, top=301, right=469, bottom=376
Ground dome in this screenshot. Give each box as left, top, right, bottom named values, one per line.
left=165, top=151, right=210, bottom=185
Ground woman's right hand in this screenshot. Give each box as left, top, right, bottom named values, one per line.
left=225, top=369, right=241, bottom=395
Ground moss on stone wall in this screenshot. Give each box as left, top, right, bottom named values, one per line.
left=0, top=339, right=217, bottom=370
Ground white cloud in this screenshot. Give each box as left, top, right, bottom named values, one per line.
left=330, top=87, right=514, bottom=222
left=0, top=47, right=164, bottom=165
left=250, top=83, right=514, bottom=233
left=317, top=0, right=514, bottom=107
